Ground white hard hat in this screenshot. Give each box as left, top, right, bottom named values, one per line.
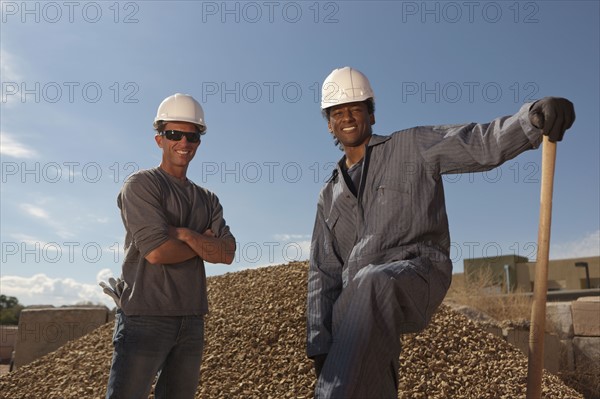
left=153, top=93, right=207, bottom=134
left=321, top=67, right=375, bottom=110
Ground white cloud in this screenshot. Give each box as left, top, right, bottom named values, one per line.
left=3, top=233, right=123, bottom=270
left=0, top=48, right=22, bottom=82
left=0, top=271, right=116, bottom=308
left=273, top=234, right=311, bottom=262
left=8, top=233, right=41, bottom=246
left=96, top=268, right=115, bottom=283
left=268, top=234, right=310, bottom=264
left=0, top=132, right=39, bottom=159
left=18, top=202, right=76, bottom=239
left=20, top=203, right=50, bottom=220
left=273, top=233, right=310, bottom=241
left=292, top=240, right=311, bottom=261
left=551, top=230, right=600, bottom=260
left=209, top=235, right=311, bottom=276
left=0, top=49, right=26, bottom=108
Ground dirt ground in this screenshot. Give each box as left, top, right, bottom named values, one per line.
left=0, top=263, right=588, bottom=398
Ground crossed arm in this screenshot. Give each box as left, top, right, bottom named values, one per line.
left=145, top=227, right=236, bottom=265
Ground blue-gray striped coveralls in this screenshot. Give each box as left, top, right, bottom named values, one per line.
left=307, top=103, right=542, bottom=398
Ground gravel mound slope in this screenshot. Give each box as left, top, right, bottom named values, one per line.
left=0, top=262, right=583, bottom=398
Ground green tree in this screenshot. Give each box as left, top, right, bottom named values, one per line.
left=0, top=295, right=24, bottom=325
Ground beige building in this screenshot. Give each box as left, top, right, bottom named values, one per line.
left=463, top=255, right=600, bottom=294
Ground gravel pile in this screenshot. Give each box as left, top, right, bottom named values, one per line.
left=0, top=262, right=583, bottom=398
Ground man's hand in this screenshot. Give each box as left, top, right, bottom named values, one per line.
left=202, top=229, right=215, bottom=237
left=529, top=97, right=575, bottom=142
left=313, top=354, right=327, bottom=379
left=99, top=277, right=124, bottom=308
left=168, top=226, right=186, bottom=241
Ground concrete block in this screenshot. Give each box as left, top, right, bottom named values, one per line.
left=573, top=336, right=600, bottom=364
left=13, top=307, right=108, bottom=369
left=506, top=327, right=529, bottom=354
left=572, top=296, right=600, bottom=337
left=573, top=337, right=600, bottom=399
left=506, top=328, right=560, bottom=374
left=0, top=326, right=18, bottom=363
left=542, top=333, right=561, bottom=374
left=107, top=308, right=117, bottom=323
left=484, top=325, right=503, bottom=340
left=559, top=339, right=575, bottom=372
left=546, top=302, right=574, bottom=339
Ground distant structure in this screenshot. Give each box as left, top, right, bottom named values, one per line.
left=463, top=255, right=600, bottom=295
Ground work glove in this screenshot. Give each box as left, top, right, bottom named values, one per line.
left=99, top=277, right=124, bottom=308
left=313, top=354, right=327, bottom=379
left=529, top=97, right=575, bottom=142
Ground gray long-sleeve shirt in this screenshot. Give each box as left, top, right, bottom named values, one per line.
left=306, top=103, right=542, bottom=358
left=118, top=167, right=234, bottom=316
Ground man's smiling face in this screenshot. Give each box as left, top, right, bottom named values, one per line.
left=327, top=101, right=374, bottom=149
left=155, top=121, right=200, bottom=176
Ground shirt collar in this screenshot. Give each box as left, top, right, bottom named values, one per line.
left=367, top=134, right=392, bottom=147
left=328, top=134, right=391, bottom=183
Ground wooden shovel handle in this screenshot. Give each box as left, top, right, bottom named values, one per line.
left=526, top=135, right=557, bottom=398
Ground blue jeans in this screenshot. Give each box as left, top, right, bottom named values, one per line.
left=106, top=311, right=205, bottom=399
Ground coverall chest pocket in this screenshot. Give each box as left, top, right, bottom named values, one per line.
left=325, top=207, right=354, bottom=260
left=368, top=182, right=412, bottom=235
left=325, top=209, right=339, bottom=230
left=323, top=208, right=340, bottom=257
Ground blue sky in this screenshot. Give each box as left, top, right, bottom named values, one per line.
left=1, top=1, right=599, bottom=307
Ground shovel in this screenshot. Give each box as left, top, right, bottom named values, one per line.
left=526, top=135, right=557, bottom=398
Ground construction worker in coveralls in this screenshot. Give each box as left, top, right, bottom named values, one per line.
left=306, top=67, right=575, bottom=398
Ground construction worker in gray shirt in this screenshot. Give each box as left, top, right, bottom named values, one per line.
left=102, top=93, right=236, bottom=399
left=306, top=67, right=575, bottom=398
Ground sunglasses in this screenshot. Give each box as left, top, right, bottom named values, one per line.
left=160, top=130, right=201, bottom=143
